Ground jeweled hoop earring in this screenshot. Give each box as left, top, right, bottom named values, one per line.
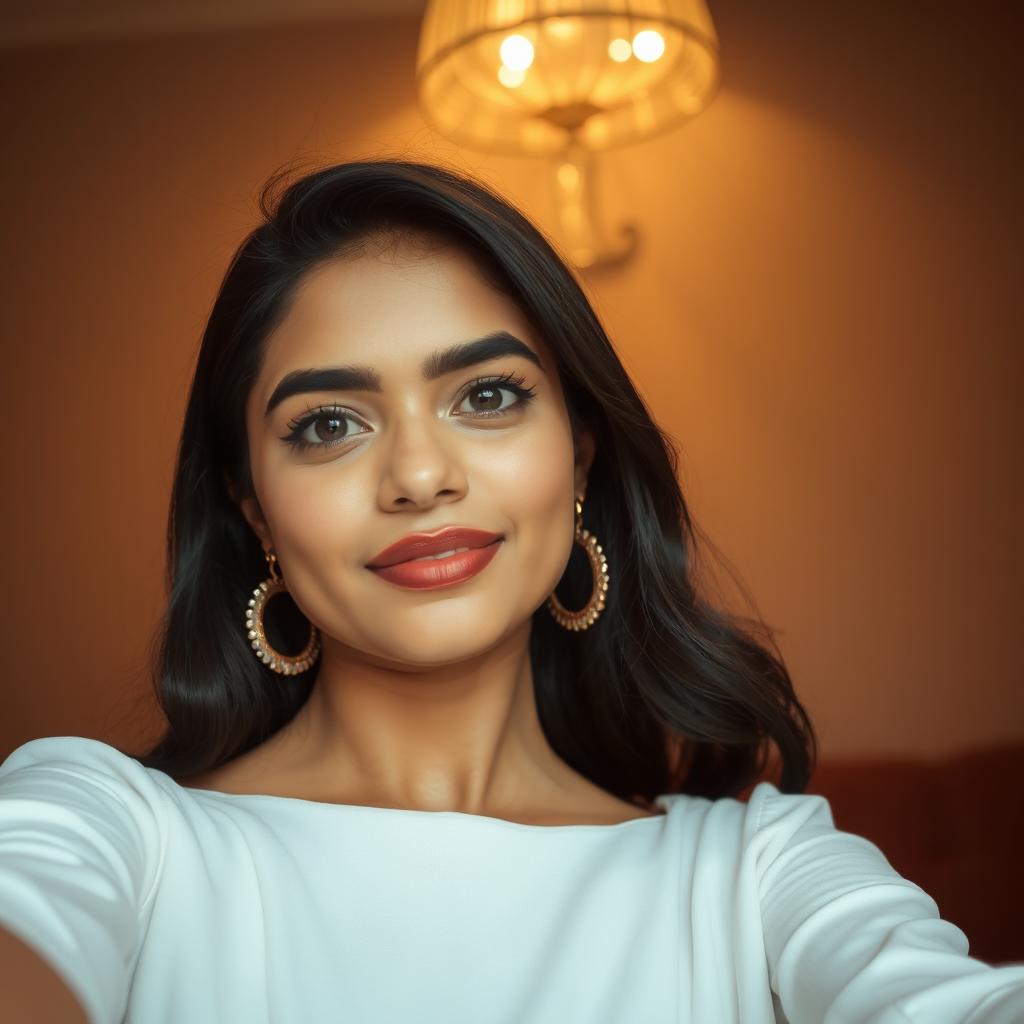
left=245, top=551, right=321, bottom=675
left=546, top=497, right=610, bottom=631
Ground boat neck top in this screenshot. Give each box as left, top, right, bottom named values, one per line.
left=177, top=779, right=671, bottom=828
left=2, top=735, right=1023, bottom=1024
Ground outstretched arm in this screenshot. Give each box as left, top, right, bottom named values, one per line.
left=749, top=782, right=1024, bottom=1023
left=0, top=738, right=166, bottom=1024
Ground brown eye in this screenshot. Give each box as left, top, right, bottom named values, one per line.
left=312, top=413, right=348, bottom=442
left=455, top=374, right=536, bottom=418
left=282, top=405, right=368, bottom=452
left=466, top=384, right=505, bottom=413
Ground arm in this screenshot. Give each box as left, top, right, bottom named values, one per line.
left=749, top=782, right=1024, bottom=1023
left=0, top=737, right=166, bottom=1024
left=0, top=927, right=88, bottom=1024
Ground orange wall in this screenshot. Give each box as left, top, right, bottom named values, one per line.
left=1, top=3, right=1019, bottom=761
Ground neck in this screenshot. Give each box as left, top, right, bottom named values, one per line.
left=265, top=620, right=583, bottom=816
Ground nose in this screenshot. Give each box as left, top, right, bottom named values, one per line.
left=376, top=411, right=468, bottom=512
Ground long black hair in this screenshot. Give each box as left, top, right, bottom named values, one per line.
left=135, top=158, right=817, bottom=800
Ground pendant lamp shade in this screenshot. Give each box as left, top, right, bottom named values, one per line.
left=416, top=1, right=720, bottom=157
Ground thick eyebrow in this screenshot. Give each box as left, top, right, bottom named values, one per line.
left=264, top=330, right=544, bottom=417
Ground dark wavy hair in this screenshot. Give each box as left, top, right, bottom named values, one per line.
left=135, top=158, right=817, bottom=801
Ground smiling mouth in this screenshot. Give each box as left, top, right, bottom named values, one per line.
left=406, top=547, right=472, bottom=562
left=367, top=539, right=503, bottom=590
left=366, top=527, right=504, bottom=569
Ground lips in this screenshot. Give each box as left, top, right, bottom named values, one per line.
left=366, top=527, right=504, bottom=569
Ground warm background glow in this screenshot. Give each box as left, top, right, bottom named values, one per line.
left=0, top=2, right=1019, bottom=762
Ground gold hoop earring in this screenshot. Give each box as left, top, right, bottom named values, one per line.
left=245, top=551, right=321, bottom=675
left=547, top=498, right=609, bottom=631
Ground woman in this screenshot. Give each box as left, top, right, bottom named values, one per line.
left=1, top=160, right=1022, bottom=1023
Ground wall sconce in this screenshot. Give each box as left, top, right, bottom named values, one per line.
left=416, top=1, right=720, bottom=270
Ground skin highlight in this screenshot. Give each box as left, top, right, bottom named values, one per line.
left=183, top=236, right=663, bottom=826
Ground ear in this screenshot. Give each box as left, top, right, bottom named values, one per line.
left=573, top=428, right=596, bottom=504
left=236, top=489, right=274, bottom=554
left=224, top=470, right=274, bottom=553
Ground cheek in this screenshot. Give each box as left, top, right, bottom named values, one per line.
left=260, top=467, right=365, bottom=565
left=484, top=414, right=578, bottom=590
left=494, top=432, right=572, bottom=529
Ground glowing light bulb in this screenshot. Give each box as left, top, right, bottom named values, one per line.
left=499, top=34, right=535, bottom=72
left=632, top=29, right=665, bottom=63
left=607, top=38, right=631, bottom=62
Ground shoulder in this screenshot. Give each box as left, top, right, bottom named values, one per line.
left=743, top=779, right=835, bottom=835
left=0, top=735, right=173, bottom=824
left=738, top=780, right=931, bottom=927
left=2, top=734, right=149, bottom=781
left=657, top=781, right=839, bottom=860
left=0, top=734, right=173, bottom=879
left=3, top=734, right=137, bottom=773
left=665, top=779, right=918, bottom=896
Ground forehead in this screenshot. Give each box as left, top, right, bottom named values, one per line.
left=256, top=243, right=546, bottom=387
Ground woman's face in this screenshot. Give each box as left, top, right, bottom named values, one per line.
left=239, top=236, right=594, bottom=669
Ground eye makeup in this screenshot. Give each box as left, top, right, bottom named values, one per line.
left=279, top=371, right=538, bottom=454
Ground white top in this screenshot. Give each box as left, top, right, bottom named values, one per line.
left=1, top=737, right=1023, bottom=1024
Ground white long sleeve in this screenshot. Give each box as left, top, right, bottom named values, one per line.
left=0, top=738, right=166, bottom=1023
left=749, top=783, right=1024, bottom=1023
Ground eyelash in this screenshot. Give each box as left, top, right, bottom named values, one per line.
left=280, top=372, right=538, bottom=453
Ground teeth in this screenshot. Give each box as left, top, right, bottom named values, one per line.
left=411, top=547, right=471, bottom=562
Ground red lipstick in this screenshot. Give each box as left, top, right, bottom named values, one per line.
left=366, top=527, right=504, bottom=591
